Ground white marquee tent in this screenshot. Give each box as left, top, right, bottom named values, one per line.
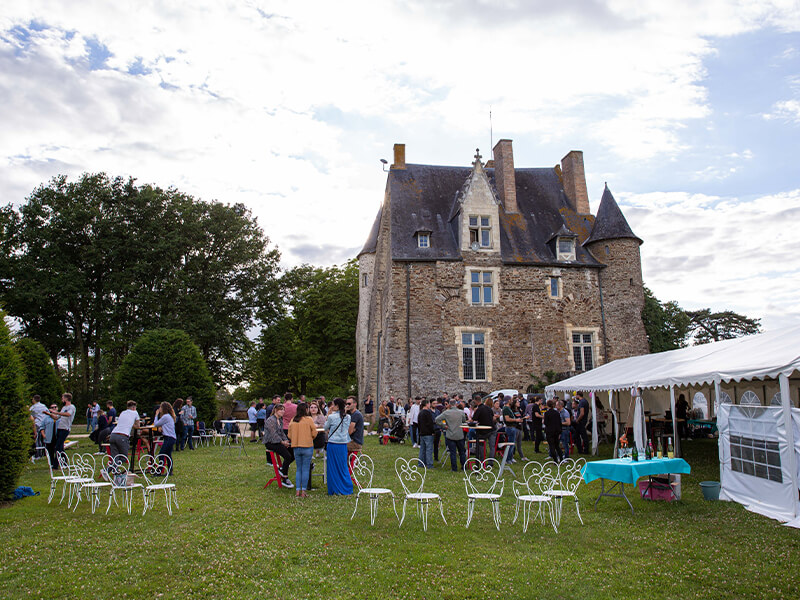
left=546, top=326, right=800, bottom=526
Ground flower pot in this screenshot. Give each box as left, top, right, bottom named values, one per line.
left=699, top=481, right=720, bottom=501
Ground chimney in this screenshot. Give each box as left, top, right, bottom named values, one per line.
left=391, top=143, right=406, bottom=170
left=560, top=150, right=590, bottom=214
left=492, top=139, right=517, bottom=213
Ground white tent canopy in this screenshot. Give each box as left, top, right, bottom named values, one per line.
left=545, top=325, right=800, bottom=393
left=546, top=326, right=800, bottom=526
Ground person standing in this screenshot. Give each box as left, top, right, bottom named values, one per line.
left=105, top=401, right=117, bottom=427
left=42, top=403, right=59, bottom=468
left=435, top=399, right=467, bottom=472
left=408, top=397, right=421, bottom=448
left=676, top=393, right=690, bottom=440
left=417, top=399, right=435, bottom=468
left=502, top=396, right=526, bottom=463
left=324, top=398, right=352, bottom=495
left=282, top=393, right=296, bottom=435
left=109, top=400, right=141, bottom=459
left=247, top=401, right=258, bottom=442
left=530, top=396, right=544, bottom=454
left=346, top=396, right=364, bottom=453
left=179, top=397, right=197, bottom=450
left=153, top=402, right=177, bottom=474
left=89, top=401, right=100, bottom=432
left=363, top=394, right=374, bottom=434
left=256, top=401, right=267, bottom=441
left=574, top=391, right=591, bottom=454
left=288, top=402, right=317, bottom=497
left=472, top=397, right=494, bottom=462
left=544, top=399, right=563, bottom=462
left=172, top=398, right=184, bottom=451
left=263, top=404, right=294, bottom=488
left=557, top=399, right=571, bottom=459
left=51, top=393, right=76, bottom=456
left=29, top=395, right=48, bottom=450
left=309, top=401, right=327, bottom=458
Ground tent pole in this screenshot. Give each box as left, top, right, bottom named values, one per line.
left=590, top=391, right=598, bottom=456
left=779, top=374, right=798, bottom=520
left=670, top=386, right=680, bottom=457
left=714, top=379, right=722, bottom=486
left=611, top=390, right=618, bottom=458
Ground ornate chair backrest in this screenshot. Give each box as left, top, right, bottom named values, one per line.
left=351, top=454, right=375, bottom=491
left=56, top=451, right=71, bottom=475
left=463, top=458, right=504, bottom=496
left=560, top=457, right=586, bottom=493
left=197, top=421, right=206, bottom=434
left=75, top=453, right=97, bottom=479
left=541, top=460, right=560, bottom=488
left=395, top=457, right=426, bottom=496
left=106, top=454, right=133, bottom=488
left=138, top=454, right=171, bottom=487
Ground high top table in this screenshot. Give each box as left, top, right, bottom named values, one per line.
left=220, top=420, right=249, bottom=456
left=582, top=457, right=691, bottom=514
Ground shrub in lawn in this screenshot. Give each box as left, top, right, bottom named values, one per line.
left=113, top=329, right=216, bottom=424
left=0, top=312, right=28, bottom=500
left=14, top=337, right=63, bottom=406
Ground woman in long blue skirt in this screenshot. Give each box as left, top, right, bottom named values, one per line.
left=324, top=398, right=353, bottom=495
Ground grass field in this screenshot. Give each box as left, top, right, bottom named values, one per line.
left=1, top=432, right=799, bottom=600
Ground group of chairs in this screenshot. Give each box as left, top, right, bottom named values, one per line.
left=347, top=453, right=585, bottom=532
left=46, top=451, right=178, bottom=516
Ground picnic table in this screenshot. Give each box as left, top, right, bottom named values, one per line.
left=582, top=457, right=691, bottom=514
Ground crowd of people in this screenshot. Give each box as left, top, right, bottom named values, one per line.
left=27, top=387, right=606, bottom=501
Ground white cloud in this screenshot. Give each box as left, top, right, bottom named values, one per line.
left=763, top=99, right=800, bottom=122
left=620, top=188, right=800, bottom=332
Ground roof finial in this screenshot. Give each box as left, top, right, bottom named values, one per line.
left=473, top=148, right=482, bottom=167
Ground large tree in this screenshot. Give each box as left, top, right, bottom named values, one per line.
left=0, top=173, right=280, bottom=410
left=14, top=337, right=63, bottom=405
left=248, top=260, right=358, bottom=398
left=687, top=309, right=762, bottom=344
left=0, top=311, right=28, bottom=500
left=642, top=286, right=691, bottom=352
left=113, top=329, right=216, bottom=424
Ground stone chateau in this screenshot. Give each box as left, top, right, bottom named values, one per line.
left=356, top=140, right=648, bottom=400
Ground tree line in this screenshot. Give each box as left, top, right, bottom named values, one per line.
left=0, top=173, right=358, bottom=417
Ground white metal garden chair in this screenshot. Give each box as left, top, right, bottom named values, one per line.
left=351, top=454, right=398, bottom=525
left=463, top=457, right=505, bottom=530
left=139, top=455, right=178, bottom=516
left=394, top=457, right=446, bottom=531
left=544, top=457, right=586, bottom=527
left=73, top=453, right=112, bottom=513
left=106, top=454, right=142, bottom=515
left=512, top=461, right=558, bottom=533
left=48, top=451, right=72, bottom=504
left=58, top=452, right=95, bottom=509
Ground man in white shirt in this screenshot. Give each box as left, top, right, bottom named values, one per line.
left=51, top=393, right=76, bottom=458
left=408, top=397, right=421, bottom=448
left=109, top=400, right=141, bottom=459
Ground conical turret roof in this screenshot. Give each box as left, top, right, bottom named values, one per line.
left=584, top=184, right=642, bottom=245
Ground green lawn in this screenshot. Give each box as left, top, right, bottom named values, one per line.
left=1, top=434, right=798, bottom=600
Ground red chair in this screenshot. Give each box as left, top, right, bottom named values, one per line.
left=348, top=449, right=360, bottom=485
left=264, top=451, right=283, bottom=489
left=493, top=431, right=507, bottom=456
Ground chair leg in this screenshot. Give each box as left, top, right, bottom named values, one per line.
left=48, top=480, right=57, bottom=504
left=466, top=498, right=475, bottom=528
left=491, top=499, right=501, bottom=530
left=369, top=494, right=378, bottom=525
left=399, top=498, right=407, bottom=527
left=513, top=498, right=520, bottom=524
left=351, top=494, right=360, bottom=520
left=420, top=500, right=429, bottom=532
left=574, top=497, right=583, bottom=525
left=438, top=497, right=447, bottom=526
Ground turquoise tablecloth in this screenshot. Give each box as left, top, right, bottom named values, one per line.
left=582, top=457, right=691, bottom=485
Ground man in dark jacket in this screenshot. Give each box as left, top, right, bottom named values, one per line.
left=417, top=399, right=435, bottom=468
left=543, top=399, right=563, bottom=462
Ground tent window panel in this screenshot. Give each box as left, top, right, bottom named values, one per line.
left=729, top=434, right=783, bottom=483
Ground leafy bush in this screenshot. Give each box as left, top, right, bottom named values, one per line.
left=0, top=312, right=28, bottom=500
left=113, top=329, right=216, bottom=424
left=14, top=337, right=62, bottom=405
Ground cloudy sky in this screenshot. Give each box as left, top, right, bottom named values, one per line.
left=1, top=1, right=799, bottom=332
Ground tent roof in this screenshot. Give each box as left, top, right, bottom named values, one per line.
left=546, top=325, right=800, bottom=393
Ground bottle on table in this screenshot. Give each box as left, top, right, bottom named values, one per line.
left=645, top=441, right=652, bottom=460
left=632, top=444, right=639, bottom=461
left=667, top=437, right=674, bottom=459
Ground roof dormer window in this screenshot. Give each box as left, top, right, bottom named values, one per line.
left=469, top=215, right=491, bottom=249
left=557, top=237, right=576, bottom=261
left=417, top=232, right=430, bottom=248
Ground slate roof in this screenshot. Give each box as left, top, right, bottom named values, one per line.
left=583, top=184, right=642, bottom=246
left=360, top=163, right=605, bottom=267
